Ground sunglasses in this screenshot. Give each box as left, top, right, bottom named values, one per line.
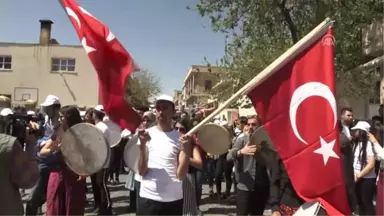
left=247, top=123, right=257, bottom=126
left=175, top=126, right=186, bottom=132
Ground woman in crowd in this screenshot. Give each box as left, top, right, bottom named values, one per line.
left=174, top=121, right=203, bottom=216
left=350, top=121, right=376, bottom=215
left=39, top=106, right=86, bottom=216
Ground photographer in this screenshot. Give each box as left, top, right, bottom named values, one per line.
left=25, top=95, right=61, bottom=216
left=0, top=109, right=39, bottom=215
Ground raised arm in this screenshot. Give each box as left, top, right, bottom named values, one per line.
left=137, top=131, right=150, bottom=176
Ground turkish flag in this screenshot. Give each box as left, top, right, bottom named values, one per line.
left=61, top=0, right=141, bottom=132
left=248, top=28, right=350, bottom=215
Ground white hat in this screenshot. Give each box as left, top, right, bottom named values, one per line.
left=27, top=111, right=36, bottom=115
left=41, top=95, right=60, bottom=107
left=155, top=94, right=174, bottom=105
left=95, top=105, right=105, bottom=113
left=121, top=129, right=132, bottom=138
left=351, top=121, right=371, bottom=132
left=214, top=119, right=221, bottom=125
left=0, top=108, right=13, bottom=116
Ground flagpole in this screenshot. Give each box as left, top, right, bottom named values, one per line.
left=187, top=18, right=334, bottom=135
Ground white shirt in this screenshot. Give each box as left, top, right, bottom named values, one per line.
left=140, top=126, right=183, bottom=202
left=353, top=141, right=376, bottom=179
left=95, top=121, right=111, bottom=168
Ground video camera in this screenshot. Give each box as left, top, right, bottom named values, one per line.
left=7, top=113, right=45, bottom=144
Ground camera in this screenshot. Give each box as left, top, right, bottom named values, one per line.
left=7, top=113, right=45, bottom=145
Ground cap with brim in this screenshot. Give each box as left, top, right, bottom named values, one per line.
left=41, top=95, right=60, bottom=107
left=0, top=108, right=13, bottom=116
left=27, top=111, right=36, bottom=115
left=155, top=94, right=174, bottom=105
left=350, top=121, right=371, bottom=132
left=94, top=105, right=105, bottom=113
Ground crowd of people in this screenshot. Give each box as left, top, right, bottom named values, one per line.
left=0, top=94, right=384, bottom=216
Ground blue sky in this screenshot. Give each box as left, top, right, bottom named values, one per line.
left=0, top=0, right=226, bottom=96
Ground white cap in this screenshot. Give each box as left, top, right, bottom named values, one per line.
left=27, top=111, right=36, bottom=115
left=214, top=119, right=221, bottom=125
left=351, top=121, right=371, bottom=132
left=155, top=94, right=174, bottom=105
left=95, top=105, right=104, bottom=113
left=121, top=129, right=132, bottom=138
left=0, top=108, right=13, bottom=116
left=220, top=120, right=228, bottom=126
left=103, top=116, right=109, bottom=121
left=40, top=95, right=60, bottom=107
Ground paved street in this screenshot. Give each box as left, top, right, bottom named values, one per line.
left=22, top=173, right=272, bottom=216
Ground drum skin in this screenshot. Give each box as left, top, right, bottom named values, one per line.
left=124, top=135, right=139, bottom=173
left=103, top=119, right=122, bottom=147
left=60, top=123, right=110, bottom=176
left=196, top=123, right=231, bottom=155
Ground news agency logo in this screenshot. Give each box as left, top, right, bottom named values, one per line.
left=322, top=34, right=335, bottom=46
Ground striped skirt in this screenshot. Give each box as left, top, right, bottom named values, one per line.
left=183, top=173, right=198, bottom=216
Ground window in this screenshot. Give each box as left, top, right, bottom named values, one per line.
left=51, top=58, right=76, bottom=72
left=0, top=56, right=12, bottom=70
left=205, top=80, right=212, bottom=91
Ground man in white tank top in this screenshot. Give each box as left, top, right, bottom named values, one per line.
left=137, top=94, right=192, bottom=215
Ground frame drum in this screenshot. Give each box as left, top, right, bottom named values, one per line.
left=60, top=123, right=110, bottom=176
left=103, top=119, right=122, bottom=147
left=196, top=123, right=231, bottom=155
left=293, top=201, right=324, bottom=216
left=123, top=135, right=139, bottom=173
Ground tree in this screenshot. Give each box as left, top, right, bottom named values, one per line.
left=125, top=69, right=162, bottom=107
left=190, top=0, right=383, bottom=105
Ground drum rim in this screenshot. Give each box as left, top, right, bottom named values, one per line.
left=103, top=119, right=122, bottom=147
left=61, top=122, right=110, bottom=175
left=123, top=134, right=139, bottom=173
left=196, top=123, right=231, bottom=155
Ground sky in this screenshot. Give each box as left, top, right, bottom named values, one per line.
left=0, top=0, right=226, bottom=96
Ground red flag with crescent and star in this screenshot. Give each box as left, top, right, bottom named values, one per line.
left=60, top=0, right=141, bottom=132
left=248, top=27, right=350, bottom=215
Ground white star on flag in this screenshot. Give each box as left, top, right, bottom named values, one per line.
left=81, top=38, right=96, bottom=54
left=313, top=137, right=339, bottom=165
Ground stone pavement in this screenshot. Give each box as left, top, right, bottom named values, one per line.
left=22, top=173, right=272, bottom=216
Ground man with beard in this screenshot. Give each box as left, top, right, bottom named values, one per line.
left=228, top=116, right=270, bottom=215
left=137, top=95, right=191, bottom=215
left=339, top=107, right=357, bottom=213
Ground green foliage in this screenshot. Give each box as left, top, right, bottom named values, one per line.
left=191, top=0, right=383, bottom=106
left=125, top=69, right=162, bottom=107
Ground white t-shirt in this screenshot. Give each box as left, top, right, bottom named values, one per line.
left=139, top=126, right=183, bottom=202
left=353, top=141, right=376, bottom=179
left=95, top=121, right=111, bottom=169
